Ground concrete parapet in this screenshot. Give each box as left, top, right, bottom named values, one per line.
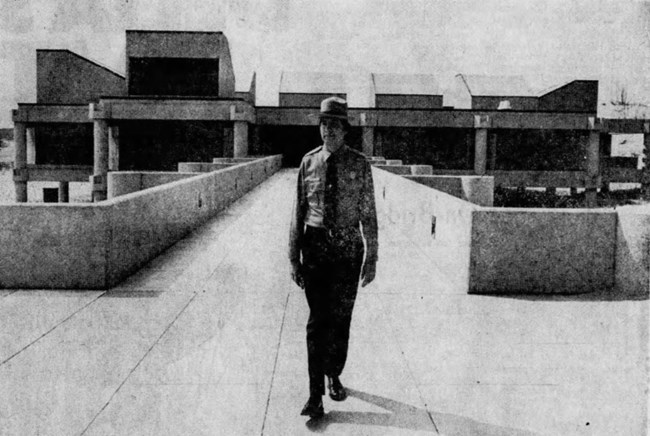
left=615, top=205, right=650, bottom=297
left=405, top=175, right=494, bottom=207
left=108, top=172, right=199, bottom=198
left=375, top=165, right=411, bottom=175
left=369, top=160, right=387, bottom=166
left=373, top=167, right=477, bottom=291
left=0, top=156, right=282, bottom=289
left=410, top=165, right=433, bottom=175
left=469, top=208, right=616, bottom=294
left=212, top=157, right=258, bottom=164
left=177, top=162, right=235, bottom=172
left=369, top=156, right=385, bottom=161
left=385, top=159, right=403, bottom=165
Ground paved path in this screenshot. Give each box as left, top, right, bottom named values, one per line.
left=0, top=169, right=647, bottom=435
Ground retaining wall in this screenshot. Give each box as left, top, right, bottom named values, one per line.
left=373, top=167, right=478, bottom=290
left=0, top=155, right=282, bottom=289
left=469, top=208, right=617, bottom=294
left=615, top=205, right=650, bottom=297
left=107, top=172, right=198, bottom=198
left=375, top=167, right=644, bottom=295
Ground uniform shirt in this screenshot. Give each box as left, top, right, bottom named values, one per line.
left=303, top=146, right=332, bottom=228
left=289, top=144, right=378, bottom=265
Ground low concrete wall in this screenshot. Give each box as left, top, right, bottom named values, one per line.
left=375, top=165, right=411, bottom=175
left=406, top=175, right=494, bottom=207
left=0, top=156, right=282, bottom=289
left=470, top=208, right=617, bottom=294
left=373, top=167, right=478, bottom=290
left=0, top=204, right=108, bottom=288
left=615, top=205, right=650, bottom=297
left=107, top=172, right=198, bottom=198
left=105, top=155, right=283, bottom=286
left=212, top=157, right=258, bottom=163
left=177, top=162, right=236, bottom=172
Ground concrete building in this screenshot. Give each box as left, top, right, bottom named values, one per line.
left=12, top=30, right=646, bottom=205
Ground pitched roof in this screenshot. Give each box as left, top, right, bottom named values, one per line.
left=372, top=73, right=441, bottom=95
left=457, top=74, right=534, bottom=97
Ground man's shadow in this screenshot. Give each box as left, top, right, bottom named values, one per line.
left=306, top=388, right=540, bottom=436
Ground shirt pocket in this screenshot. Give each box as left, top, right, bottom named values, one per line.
left=305, top=179, right=324, bottom=209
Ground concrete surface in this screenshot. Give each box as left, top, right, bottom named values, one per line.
left=0, top=169, right=647, bottom=435
left=470, top=208, right=618, bottom=294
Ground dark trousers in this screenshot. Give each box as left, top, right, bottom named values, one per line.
left=301, top=225, right=364, bottom=396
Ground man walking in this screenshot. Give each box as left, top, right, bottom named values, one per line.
left=289, top=96, right=378, bottom=419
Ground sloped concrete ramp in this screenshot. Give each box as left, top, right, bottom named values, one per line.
left=0, top=169, right=647, bottom=435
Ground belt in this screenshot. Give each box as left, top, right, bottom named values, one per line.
left=306, top=224, right=359, bottom=239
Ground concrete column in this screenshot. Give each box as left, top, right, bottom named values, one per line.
left=362, top=126, right=374, bottom=157
left=58, top=181, right=69, bottom=203
left=474, top=128, right=488, bottom=175
left=643, top=127, right=650, bottom=199
left=223, top=126, right=234, bottom=158
left=233, top=121, right=248, bottom=158
left=108, top=125, right=120, bottom=171
left=26, top=127, right=36, bottom=164
left=488, top=132, right=497, bottom=170
left=92, top=120, right=109, bottom=202
left=14, top=122, right=27, bottom=202
left=585, top=130, right=600, bottom=207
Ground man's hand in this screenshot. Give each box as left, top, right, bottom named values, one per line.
left=361, top=261, right=376, bottom=287
left=291, top=262, right=305, bottom=289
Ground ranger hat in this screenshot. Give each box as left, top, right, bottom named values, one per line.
left=319, top=97, right=348, bottom=122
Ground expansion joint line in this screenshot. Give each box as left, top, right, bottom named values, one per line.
left=80, top=291, right=199, bottom=435
left=260, top=292, right=290, bottom=436
left=0, top=291, right=107, bottom=367
left=387, top=312, right=440, bottom=433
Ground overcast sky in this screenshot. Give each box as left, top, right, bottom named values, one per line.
left=1, top=0, right=648, bottom=126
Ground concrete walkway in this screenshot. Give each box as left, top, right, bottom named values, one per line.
left=0, top=169, right=647, bottom=435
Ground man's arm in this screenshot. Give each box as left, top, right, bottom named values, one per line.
left=289, top=163, right=306, bottom=288
left=360, top=160, right=378, bottom=287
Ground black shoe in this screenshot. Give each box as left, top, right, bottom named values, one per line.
left=300, top=396, right=324, bottom=418
left=327, top=376, right=347, bottom=401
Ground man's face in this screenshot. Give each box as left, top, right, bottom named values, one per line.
left=320, top=118, right=345, bottom=149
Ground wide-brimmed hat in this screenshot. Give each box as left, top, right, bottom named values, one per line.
left=319, top=97, right=348, bottom=122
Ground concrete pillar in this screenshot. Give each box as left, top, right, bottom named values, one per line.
left=58, top=181, right=69, bottom=203
left=108, top=125, right=120, bottom=171
left=14, top=122, right=27, bottom=202
left=92, top=120, right=109, bottom=202
left=488, top=132, right=497, bottom=170
left=223, top=126, right=234, bottom=158
left=641, top=127, right=650, bottom=200
left=233, top=121, right=248, bottom=158
left=585, top=130, right=600, bottom=207
left=474, top=128, right=488, bottom=175
left=362, top=126, right=374, bottom=157
left=26, top=127, right=36, bottom=164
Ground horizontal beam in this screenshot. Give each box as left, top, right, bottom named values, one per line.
left=487, top=170, right=587, bottom=188
left=600, top=119, right=650, bottom=134
left=94, top=98, right=255, bottom=122
left=24, top=165, right=93, bottom=182
left=13, top=105, right=90, bottom=123
left=256, top=107, right=594, bottom=130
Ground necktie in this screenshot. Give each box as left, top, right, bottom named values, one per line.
left=323, top=154, right=337, bottom=230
